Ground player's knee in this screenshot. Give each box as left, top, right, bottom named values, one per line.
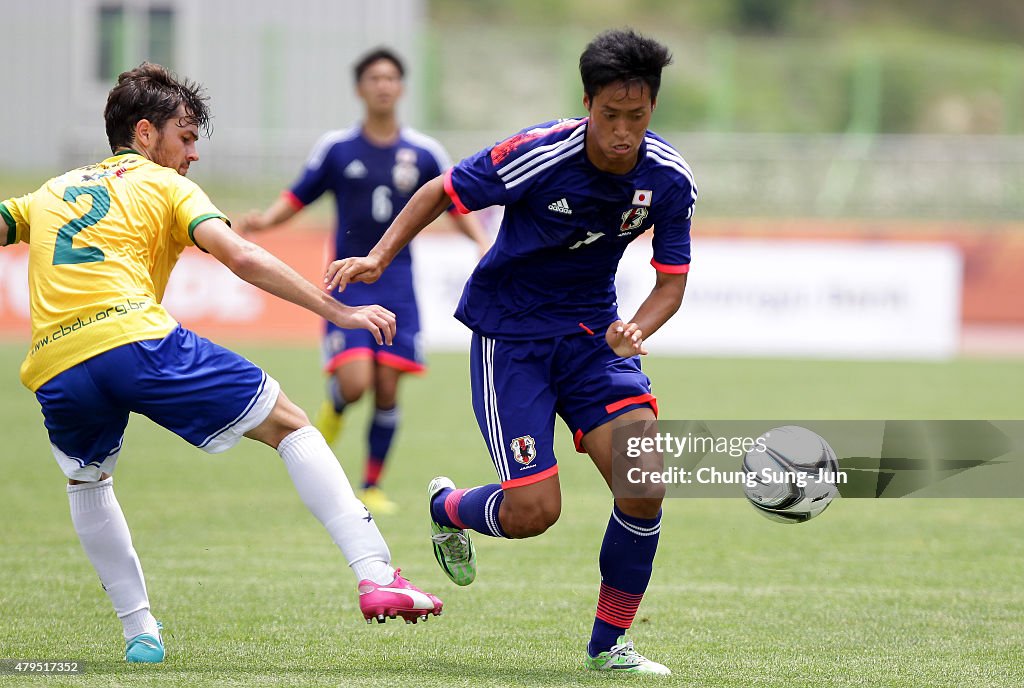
left=336, top=366, right=372, bottom=404
left=275, top=396, right=310, bottom=430
left=615, top=496, right=664, bottom=521
left=341, top=387, right=365, bottom=405
left=247, top=392, right=310, bottom=448
left=502, top=501, right=561, bottom=538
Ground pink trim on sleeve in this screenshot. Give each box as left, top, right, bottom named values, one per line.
left=443, top=168, right=471, bottom=215
left=282, top=190, right=305, bottom=211
left=650, top=259, right=690, bottom=274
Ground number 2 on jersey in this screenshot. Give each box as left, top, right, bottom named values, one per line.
left=52, top=185, right=109, bottom=265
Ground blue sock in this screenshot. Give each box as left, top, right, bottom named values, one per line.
left=364, top=406, right=399, bottom=488
left=328, top=377, right=347, bottom=414
left=430, top=484, right=507, bottom=538
left=588, top=505, right=662, bottom=657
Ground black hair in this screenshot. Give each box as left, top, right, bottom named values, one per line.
left=353, top=47, right=406, bottom=83
left=579, top=29, right=673, bottom=101
left=104, top=62, right=210, bottom=153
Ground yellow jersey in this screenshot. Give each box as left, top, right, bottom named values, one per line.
left=0, top=151, right=226, bottom=391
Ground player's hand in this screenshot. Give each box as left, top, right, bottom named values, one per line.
left=605, top=320, right=648, bottom=357
left=325, top=255, right=384, bottom=292
left=336, top=304, right=396, bottom=346
left=234, top=211, right=266, bottom=236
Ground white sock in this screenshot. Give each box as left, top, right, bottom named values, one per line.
left=67, top=477, right=159, bottom=640
left=278, top=426, right=395, bottom=585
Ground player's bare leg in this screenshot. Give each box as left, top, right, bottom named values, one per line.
left=497, top=475, right=562, bottom=538
left=585, top=407, right=665, bottom=517
left=248, top=392, right=442, bottom=623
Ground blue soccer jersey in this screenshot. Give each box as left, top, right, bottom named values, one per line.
left=444, top=118, right=696, bottom=340
left=288, top=125, right=452, bottom=288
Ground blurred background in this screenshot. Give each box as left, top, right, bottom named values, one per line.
left=1, top=0, right=1022, bottom=359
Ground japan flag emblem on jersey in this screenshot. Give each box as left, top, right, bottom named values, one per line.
left=632, top=189, right=653, bottom=207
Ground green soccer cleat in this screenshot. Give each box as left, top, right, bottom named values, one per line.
left=584, top=635, right=671, bottom=675
left=427, top=476, right=476, bottom=586
left=125, top=621, right=164, bottom=663
left=314, top=399, right=344, bottom=444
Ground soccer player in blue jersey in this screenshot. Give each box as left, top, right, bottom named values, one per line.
left=1, top=63, right=443, bottom=664
left=240, top=48, right=488, bottom=515
left=328, top=30, right=694, bottom=674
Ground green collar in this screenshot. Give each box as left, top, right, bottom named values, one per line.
left=112, top=148, right=142, bottom=157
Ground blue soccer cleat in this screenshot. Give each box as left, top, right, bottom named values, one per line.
left=125, top=621, right=164, bottom=663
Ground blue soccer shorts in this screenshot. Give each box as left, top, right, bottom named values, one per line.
left=35, top=325, right=280, bottom=481
left=469, top=331, right=658, bottom=489
left=322, top=280, right=425, bottom=375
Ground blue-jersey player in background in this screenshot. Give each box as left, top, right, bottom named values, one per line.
left=328, top=30, right=694, bottom=674
left=241, top=48, right=488, bottom=515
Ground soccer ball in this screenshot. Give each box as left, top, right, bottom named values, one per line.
left=742, top=426, right=839, bottom=524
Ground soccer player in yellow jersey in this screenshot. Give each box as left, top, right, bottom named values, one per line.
left=0, top=63, right=442, bottom=664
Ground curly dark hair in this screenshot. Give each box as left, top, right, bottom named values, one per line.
left=579, top=29, right=673, bottom=101
left=103, top=62, right=211, bottom=153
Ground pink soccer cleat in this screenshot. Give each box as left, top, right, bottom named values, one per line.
left=358, top=569, right=443, bottom=624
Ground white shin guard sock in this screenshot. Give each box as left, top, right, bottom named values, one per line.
left=67, top=477, right=159, bottom=640
left=278, top=426, right=395, bottom=585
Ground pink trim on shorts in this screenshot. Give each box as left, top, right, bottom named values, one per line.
left=376, top=350, right=426, bottom=374
left=324, top=347, right=373, bottom=373
left=501, top=465, right=558, bottom=489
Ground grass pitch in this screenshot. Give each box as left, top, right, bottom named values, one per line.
left=1, top=344, right=1022, bottom=687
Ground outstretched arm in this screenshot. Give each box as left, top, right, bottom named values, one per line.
left=325, top=175, right=452, bottom=291
left=606, top=271, right=687, bottom=357
left=193, top=217, right=395, bottom=344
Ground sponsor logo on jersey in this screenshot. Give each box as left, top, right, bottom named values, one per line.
left=547, top=198, right=572, bottom=215
left=632, top=189, right=653, bottom=207
left=79, top=164, right=130, bottom=183
left=344, top=160, right=368, bottom=178
left=620, top=207, right=649, bottom=232
left=510, top=435, right=537, bottom=466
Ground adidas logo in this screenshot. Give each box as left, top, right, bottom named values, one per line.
left=344, top=159, right=368, bottom=178
left=547, top=198, right=572, bottom=215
